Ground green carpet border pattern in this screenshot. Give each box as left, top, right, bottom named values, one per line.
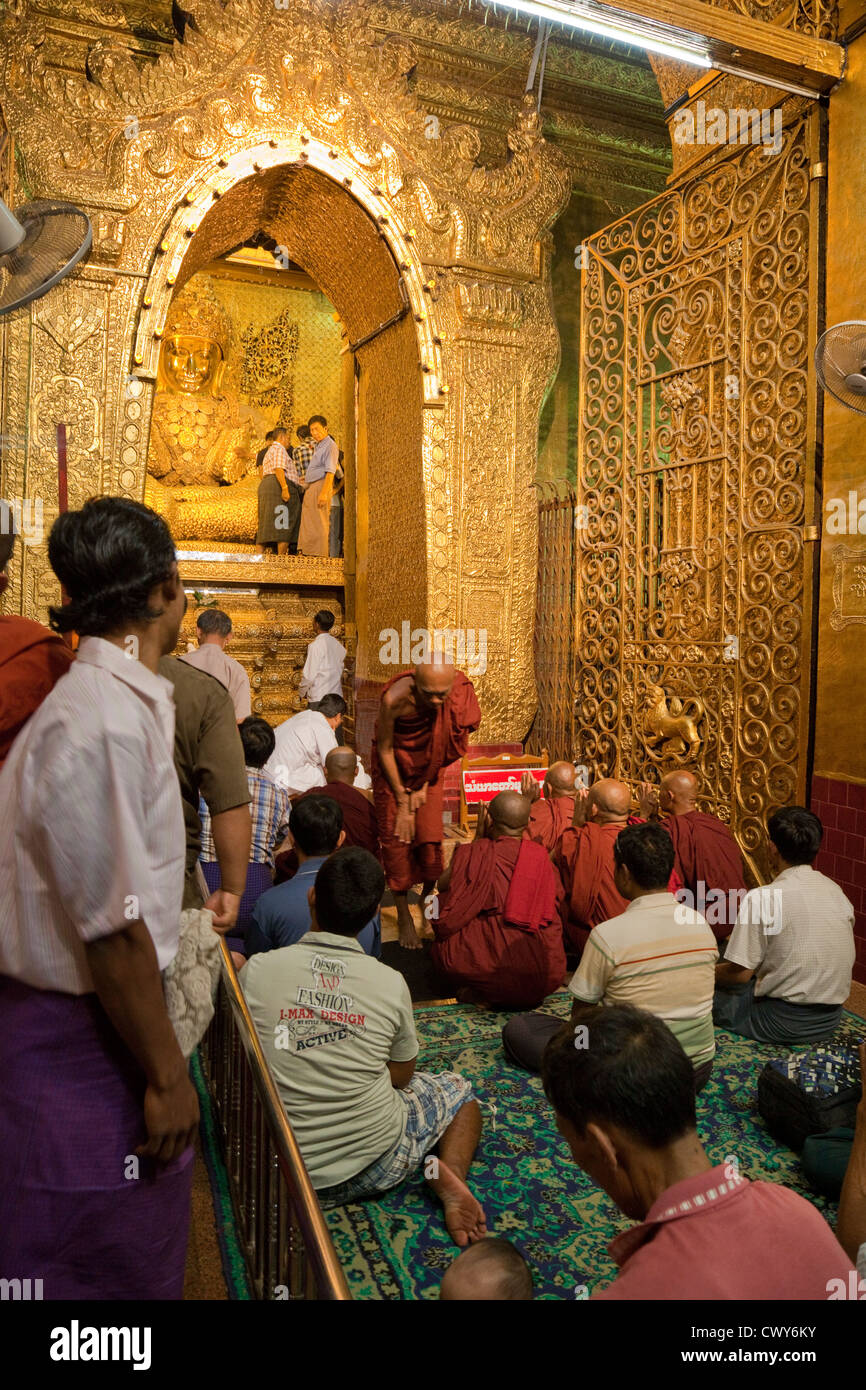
left=191, top=1048, right=253, bottom=1301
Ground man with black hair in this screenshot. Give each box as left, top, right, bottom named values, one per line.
left=299, top=607, right=346, bottom=705
left=541, top=1004, right=856, bottom=1299
left=0, top=496, right=199, bottom=1298
left=199, top=716, right=291, bottom=939
left=265, top=692, right=349, bottom=795
left=242, top=847, right=486, bottom=1247
left=503, top=821, right=717, bottom=1086
left=714, top=806, right=855, bottom=1043
left=180, top=606, right=251, bottom=722
left=257, top=425, right=302, bottom=555
left=0, top=501, right=73, bottom=768
left=245, top=794, right=380, bottom=957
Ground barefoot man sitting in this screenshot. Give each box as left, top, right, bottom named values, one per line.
left=372, top=657, right=481, bottom=949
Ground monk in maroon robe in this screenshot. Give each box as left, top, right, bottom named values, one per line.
left=556, top=778, right=632, bottom=954
left=275, top=748, right=380, bottom=882
left=639, top=770, right=747, bottom=941
left=432, top=791, right=567, bottom=1008
left=0, top=527, right=74, bottom=769
left=372, top=660, right=481, bottom=949
left=520, top=761, right=577, bottom=853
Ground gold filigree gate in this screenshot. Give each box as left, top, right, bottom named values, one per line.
left=573, top=112, right=822, bottom=876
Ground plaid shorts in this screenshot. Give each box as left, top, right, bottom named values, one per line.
left=317, top=1070, right=472, bottom=1207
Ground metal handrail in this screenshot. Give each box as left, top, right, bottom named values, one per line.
left=199, top=939, right=351, bottom=1300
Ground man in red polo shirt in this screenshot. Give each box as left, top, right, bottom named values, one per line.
left=541, top=1003, right=856, bottom=1300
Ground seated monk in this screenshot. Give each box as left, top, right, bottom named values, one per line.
left=431, top=791, right=567, bottom=1009
left=520, top=762, right=576, bottom=854
left=372, top=657, right=481, bottom=950
left=639, top=770, right=746, bottom=941
left=556, top=779, right=632, bottom=955
left=275, top=747, right=381, bottom=883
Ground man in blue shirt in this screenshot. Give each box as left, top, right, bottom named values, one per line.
left=245, top=795, right=381, bottom=958
left=297, top=415, right=339, bottom=557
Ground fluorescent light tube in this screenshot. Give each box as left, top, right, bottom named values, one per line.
left=494, top=0, right=712, bottom=66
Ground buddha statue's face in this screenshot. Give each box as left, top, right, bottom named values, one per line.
left=162, top=335, right=222, bottom=394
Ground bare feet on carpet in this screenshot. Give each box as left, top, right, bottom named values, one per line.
left=427, top=1158, right=488, bottom=1247
left=396, top=899, right=424, bottom=950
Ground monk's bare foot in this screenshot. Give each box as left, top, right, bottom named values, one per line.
left=427, top=1158, right=487, bottom=1247
left=396, top=902, right=423, bottom=950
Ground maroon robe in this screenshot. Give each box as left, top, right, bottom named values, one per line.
left=0, top=617, right=74, bottom=770
left=371, top=669, right=481, bottom=892
left=274, top=780, right=381, bottom=883
left=525, top=796, right=575, bottom=853
left=432, top=837, right=567, bottom=1008
left=556, top=822, right=628, bottom=953
left=665, top=810, right=747, bottom=940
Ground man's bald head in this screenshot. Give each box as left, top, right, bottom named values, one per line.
left=544, top=761, right=576, bottom=798
left=660, top=770, right=698, bottom=815
left=487, top=790, right=531, bottom=836
left=414, top=657, right=455, bottom=711
left=325, top=747, right=358, bottom=785
left=588, top=778, right=631, bottom=824
left=439, top=1238, right=533, bottom=1301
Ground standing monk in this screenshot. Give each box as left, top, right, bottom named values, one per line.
left=556, top=779, right=632, bottom=954
left=520, top=762, right=577, bottom=854
left=372, top=658, right=481, bottom=949
left=639, top=771, right=746, bottom=940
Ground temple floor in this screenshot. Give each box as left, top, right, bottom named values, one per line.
left=185, top=994, right=866, bottom=1301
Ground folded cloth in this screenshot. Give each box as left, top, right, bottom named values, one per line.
left=503, top=838, right=558, bottom=933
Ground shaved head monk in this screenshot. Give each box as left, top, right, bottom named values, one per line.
left=430, top=791, right=567, bottom=1008
left=556, top=778, right=633, bottom=955
left=372, top=657, right=481, bottom=949
left=521, top=761, right=577, bottom=854
left=275, top=746, right=381, bottom=883
left=639, top=771, right=746, bottom=941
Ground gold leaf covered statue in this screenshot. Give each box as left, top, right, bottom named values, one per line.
left=145, top=276, right=265, bottom=542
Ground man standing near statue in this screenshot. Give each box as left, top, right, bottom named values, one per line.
left=372, top=657, right=481, bottom=950
left=256, top=426, right=303, bottom=556
left=298, top=415, right=338, bottom=557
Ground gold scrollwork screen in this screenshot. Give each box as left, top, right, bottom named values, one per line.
left=539, top=112, right=822, bottom=877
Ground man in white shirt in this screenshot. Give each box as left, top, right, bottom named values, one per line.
left=299, top=608, right=346, bottom=705
left=243, top=847, right=486, bottom=1246
left=180, top=607, right=252, bottom=723
left=0, top=496, right=199, bottom=1299
left=265, top=694, right=347, bottom=794
left=714, top=806, right=855, bottom=1043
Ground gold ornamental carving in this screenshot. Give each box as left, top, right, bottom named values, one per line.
left=643, top=684, right=706, bottom=764
left=830, top=545, right=866, bottom=631
left=0, top=0, right=570, bottom=743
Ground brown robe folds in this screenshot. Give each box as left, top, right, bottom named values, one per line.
left=371, top=669, right=481, bottom=892
left=0, top=617, right=74, bottom=770
left=665, top=810, right=747, bottom=940
left=555, top=822, right=629, bottom=953
left=525, top=796, right=576, bottom=854
left=432, top=837, right=567, bottom=1008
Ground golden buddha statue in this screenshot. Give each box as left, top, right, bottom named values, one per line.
left=145, top=275, right=266, bottom=543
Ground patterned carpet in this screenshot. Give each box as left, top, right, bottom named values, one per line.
left=324, top=997, right=866, bottom=1301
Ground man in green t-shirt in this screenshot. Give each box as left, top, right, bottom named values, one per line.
left=243, top=847, right=487, bottom=1247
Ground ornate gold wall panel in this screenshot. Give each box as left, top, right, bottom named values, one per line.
left=0, top=0, right=571, bottom=742
left=572, top=112, right=821, bottom=878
